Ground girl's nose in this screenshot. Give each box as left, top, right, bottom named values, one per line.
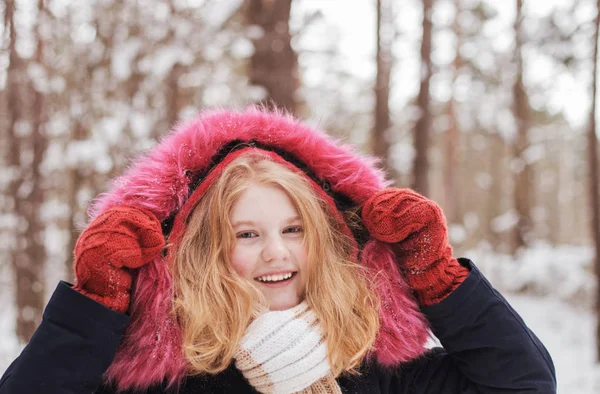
left=261, top=235, right=289, bottom=263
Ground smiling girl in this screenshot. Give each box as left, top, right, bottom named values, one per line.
left=169, top=151, right=378, bottom=386
left=230, top=182, right=309, bottom=311
left=0, top=109, right=555, bottom=393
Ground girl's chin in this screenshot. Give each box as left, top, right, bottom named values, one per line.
left=266, top=295, right=302, bottom=311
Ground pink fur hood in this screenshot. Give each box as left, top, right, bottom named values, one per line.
left=90, top=108, right=430, bottom=391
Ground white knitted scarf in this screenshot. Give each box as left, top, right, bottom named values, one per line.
left=234, top=302, right=342, bottom=394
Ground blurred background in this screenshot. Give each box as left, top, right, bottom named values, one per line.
left=1, top=0, right=600, bottom=392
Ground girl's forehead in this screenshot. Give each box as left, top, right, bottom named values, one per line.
left=230, top=184, right=300, bottom=221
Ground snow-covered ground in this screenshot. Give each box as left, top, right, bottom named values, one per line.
left=469, top=244, right=600, bottom=393
left=1, top=246, right=599, bottom=393
left=505, top=293, right=600, bottom=394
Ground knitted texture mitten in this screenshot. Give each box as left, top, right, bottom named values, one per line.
left=234, top=302, right=340, bottom=394
left=361, top=188, right=469, bottom=306
left=73, top=206, right=164, bottom=313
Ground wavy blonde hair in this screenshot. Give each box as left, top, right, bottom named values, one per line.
left=169, top=150, right=380, bottom=377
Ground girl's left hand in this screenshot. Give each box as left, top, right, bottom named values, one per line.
left=361, top=188, right=469, bottom=306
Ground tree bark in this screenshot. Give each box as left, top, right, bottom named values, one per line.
left=246, top=0, right=299, bottom=115
left=66, top=119, right=85, bottom=283
left=6, top=0, right=28, bottom=343
left=443, top=0, right=463, bottom=223
left=590, top=0, right=600, bottom=362
left=6, top=0, right=48, bottom=343
left=412, top=0, right=434, bottom=196
left=512, top=0, right=533, bottom=254
left=547, top=140, right=561, bottom=246
left=372, top=0, right=393, bottom=178
left=166, top=63, right=184, bottom=128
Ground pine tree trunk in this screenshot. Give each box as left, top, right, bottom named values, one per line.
left=23, top=0, right=48, bottom=337
left=66, top=120, right=86, bottom=283
left=512, top=0, right=533, bottom=254
left=486, top=133, right=505, bottom=250
left=246, top=0, right=299, bottom=115
left=166, top=63, right=184, bottom=128
left=412, top=0, right=434, bottom=196
left=6, top=0, right=29, bottom=343
left=547, top=140, right=561, bottom=246
left=372, top=0, right=393, bottom=178
left=443, top=0, right=463, bottom=223
left=5, top=0, right=21, bottom=204
left=589, top=0, right=600, bottom=362
left=6, top=0, right=48, bottom=343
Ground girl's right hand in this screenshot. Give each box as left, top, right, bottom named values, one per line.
left=73, top=206, right=164, bottom=313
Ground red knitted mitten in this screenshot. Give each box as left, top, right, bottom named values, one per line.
left=73, top=206, right=164, bottom=313
left=361, top=188, right=469, bottom=306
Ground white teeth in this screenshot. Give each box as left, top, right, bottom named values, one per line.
left=257, top=272, right=293, bottom=282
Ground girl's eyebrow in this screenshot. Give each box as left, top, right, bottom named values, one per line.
left=232, top=216, right=301, bottom=229
left=232, top=220, right=255, bottom=229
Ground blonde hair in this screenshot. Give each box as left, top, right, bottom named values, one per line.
left=169, top=150, right=380, bottom=377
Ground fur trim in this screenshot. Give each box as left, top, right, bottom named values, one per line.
left=90, top=107, right=430, bottom=391
left=360, top=241, right=430, bottom=364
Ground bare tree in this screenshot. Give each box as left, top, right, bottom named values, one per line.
left=164, top=0, right=184, bottom=128
left=512, top=0, right=533, bottom=253
left=25, top=0, right=49, bottom=318
left=5, top=0, right=21, bottom=201
left=246, top=0, right=299, bottom=114
left=5, top=3, right=26, bottom=338
left=412, top=0, right=434, bottom=196
left=486, top=133, right=511, bottom=251
left=65, top=119, right=85, bottom=283
left=589, top=0, right=600, bottom=361
left=166, top=63, right=185, bottom=128
left=372, top=0, right=394, bottom=178
left=6, top=0, right=48, bottom=342
left=443, top=0, right=463, bottom=223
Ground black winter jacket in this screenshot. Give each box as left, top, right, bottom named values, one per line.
left=0, top=259, right=556, bottom=393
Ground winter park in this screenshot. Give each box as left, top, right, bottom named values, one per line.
left=1, top=0, right=600, bottom=393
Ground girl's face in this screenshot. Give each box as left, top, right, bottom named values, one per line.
left=229, top=182, right=308, bottom=311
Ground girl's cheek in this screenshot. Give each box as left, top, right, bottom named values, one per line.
left=229, top=247, right=243, bottom=274
left=230, top=245, right=255, bottom=277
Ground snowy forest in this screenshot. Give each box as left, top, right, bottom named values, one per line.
left=1, top=0, right=600, bottom=392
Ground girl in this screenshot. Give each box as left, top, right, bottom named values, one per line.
left=0, top=108, right=555, bottom=393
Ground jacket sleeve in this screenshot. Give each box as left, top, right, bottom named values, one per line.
left=0, top=281, right=130, bottom=394
left=379, top=258, right=556, bottom=394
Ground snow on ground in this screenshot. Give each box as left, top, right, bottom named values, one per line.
left=506, top=293, right=600, bottom=394
left=1, top=245, right=599, bottom=393
left=465, top=243, right=596, bottom=307
left=469, top=243, right=600, bottom=393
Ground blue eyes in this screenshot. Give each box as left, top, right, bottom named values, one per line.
left=236, top=226, right=303, bottom=239
left=284, top=226, right=303, bottom=234
left=237, top=232, right=256, bottom=239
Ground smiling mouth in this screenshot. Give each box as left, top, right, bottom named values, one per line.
left=255, top=272, right=297, bottom=283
